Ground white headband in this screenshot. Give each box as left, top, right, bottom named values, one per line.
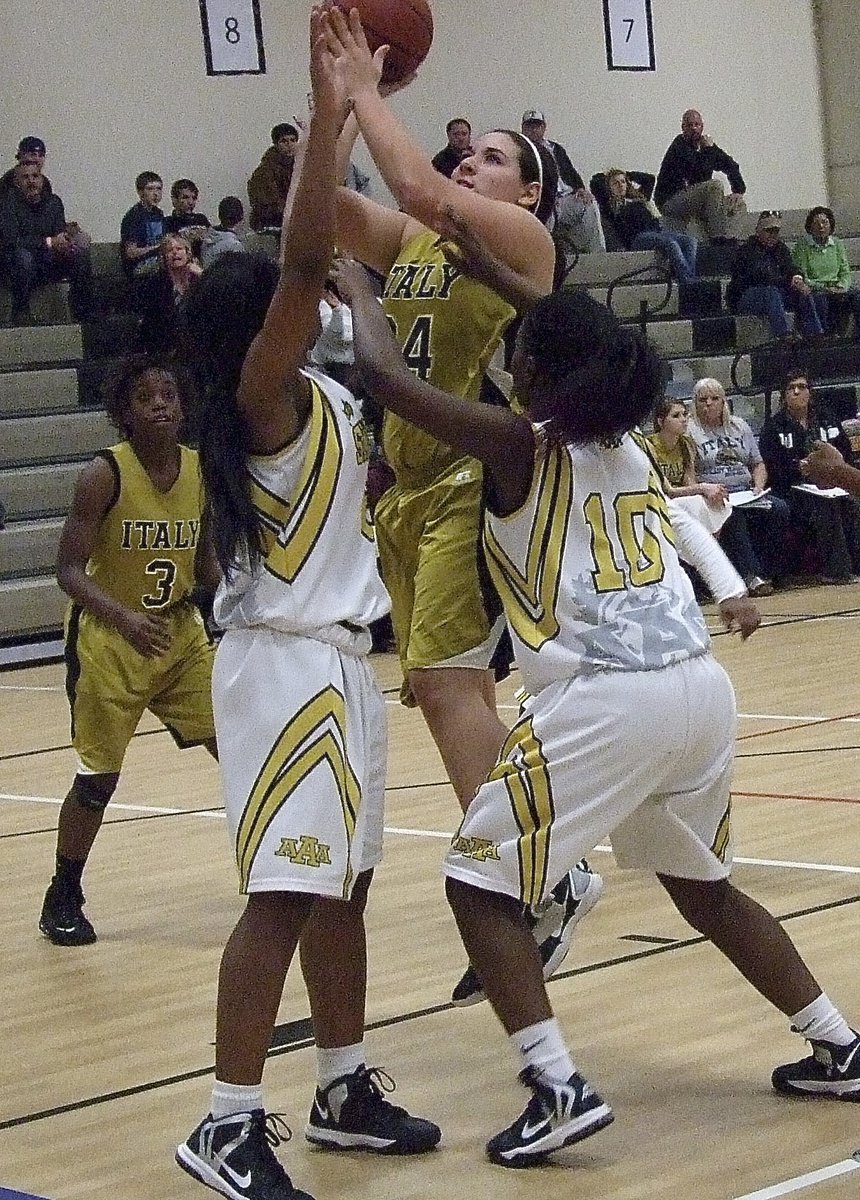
left=520, top=135, right=544, bottom=197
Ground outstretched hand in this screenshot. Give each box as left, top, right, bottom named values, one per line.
left=310, top=6, right=352, bottom=125
left=320, top=5, right=386, bottom=98
left=718, top=595, right=761, bottom=640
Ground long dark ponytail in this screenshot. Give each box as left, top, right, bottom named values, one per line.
left=179, top=253, right=281, bottom=576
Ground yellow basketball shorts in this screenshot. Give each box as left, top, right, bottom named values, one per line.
left=213, top=627, right=386, bottom=899
left=374, top=458, right=502, bottom=696
left=444, top=654, right=736, bottom=905
left=65, top=602, right=215, bottom=775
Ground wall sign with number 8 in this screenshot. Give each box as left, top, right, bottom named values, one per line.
left=199, top=0, right=266, bottom=75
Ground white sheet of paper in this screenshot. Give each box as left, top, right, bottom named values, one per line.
left=792, top=483, right=849, bottom=499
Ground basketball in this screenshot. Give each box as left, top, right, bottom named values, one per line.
left=332, top=0, right=434, bottom=85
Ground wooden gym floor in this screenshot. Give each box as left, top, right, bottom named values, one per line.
left=1, top=585, right=859, bottom=1200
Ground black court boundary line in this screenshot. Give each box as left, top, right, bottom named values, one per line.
left=0, top=725, right=165, bottom=765
left=710, top=605, right=860, bottom=638
left=2, top=890, right=858, bottom=1134
left=738, top=745, right=860, bottom=759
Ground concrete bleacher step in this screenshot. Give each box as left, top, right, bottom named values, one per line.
left=0, top=518, right=63, bottom=579
left=567, top=250, right=655, bottom=287
left=0, top=324, right=83, bottom=370
left=0, top=367, right=81, bottom=417
left=0, top=461, right=81, bottom=521
left=0, top=410, right=114, bottom=469
left=0, top=576, right=67, bottom=639
left=588, top=282, right=679, bottom=320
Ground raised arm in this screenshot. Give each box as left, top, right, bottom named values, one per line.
left=334, top=258, right=535, bottom=512
left=323, top=8, right=554, bottom=287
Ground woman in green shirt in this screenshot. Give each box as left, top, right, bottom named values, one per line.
left=792, top=206, right=860, bottom=335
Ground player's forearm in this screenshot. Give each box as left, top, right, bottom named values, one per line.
left=667, top=500, right=745, bottom=602
left=57, top=565, right=131, bottom=628
left=280, top=110, right=339, bottom=279
left=350, top=88, right=444, bottom=225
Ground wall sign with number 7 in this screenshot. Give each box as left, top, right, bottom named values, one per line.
left=199, top=0, right=266, bottom=75
left=602, top=0, right=656, bottom=72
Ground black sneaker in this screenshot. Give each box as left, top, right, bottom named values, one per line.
left=451, top=864, right=603, bottom=1007
left=486, top=1066, right=614, bottom=1168
left=772, top=1031, right=860, bottom=1101
left=305, top=1066, right=441, bottom=1154
left=176, top=1110, right=315, bottom=1199
left=39, top=880, right=97, bottom=946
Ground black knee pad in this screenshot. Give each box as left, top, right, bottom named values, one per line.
left=70, top=774, right=117, bottom=812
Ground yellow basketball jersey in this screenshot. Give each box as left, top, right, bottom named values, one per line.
left=381, top=229, right=515, bottom=486
left=85, top=442, right=203, bottom=613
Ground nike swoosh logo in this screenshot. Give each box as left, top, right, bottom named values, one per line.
left=315, top=1100, right=331, bottom=1121
left=521, top=1118, right=551, bottom=1141
left=836, top=1042, right=860, bottom=1074
left=522, top=1041, right=543, bottom=1055
left=222, top=1164, right=252, bottom=1189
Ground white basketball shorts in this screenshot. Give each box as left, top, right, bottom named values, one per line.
left=214, top=626, right=386, bottom=898
left=444, top=653, right=736, bottom=904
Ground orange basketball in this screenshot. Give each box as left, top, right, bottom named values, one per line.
left=332, top=0, right=433, bottom=85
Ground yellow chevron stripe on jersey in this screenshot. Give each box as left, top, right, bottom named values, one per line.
left=260, top=380, right=344, bottom=585
left=483, top=442, right=573, bottom=651
left=711, top=799, right=732, bottom=863
left=235, top=685, right=360, bottom=894
left=489, top=716, right=554, bottom=907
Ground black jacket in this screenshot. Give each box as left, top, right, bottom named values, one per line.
left=544, top=140, right=584, bottom=192
left=431, top=145, right=467, bottom=178
left=759, top=402, right=851, bottom=494
left=726, top=237, right=796, bottom=312
left=655, top=134, right=745, bottom=210
left=0, top=185, right=66, bottom=254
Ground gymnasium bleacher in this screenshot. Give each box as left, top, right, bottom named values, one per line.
left=3, top=212, right=860, bottom=650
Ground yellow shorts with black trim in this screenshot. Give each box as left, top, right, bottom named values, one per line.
left=213, top=626, right=386, bottom=898
left=374, top=457, right=501, bottom=701
left=443, top=654, right=736, bottom=904
left=65, top=602, right=215, bottom=775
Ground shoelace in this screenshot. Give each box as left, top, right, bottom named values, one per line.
left=257, top=1112, right=293, bottom=1148
left=355, top=1066, right=405, bottom=1113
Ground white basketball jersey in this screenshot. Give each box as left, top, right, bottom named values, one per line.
left=483, top=429, right=710, bottom=693
left=214, top=369, right=390, bottom=641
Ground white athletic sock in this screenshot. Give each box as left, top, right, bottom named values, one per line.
left=210, top=1079, right=264, bottom=1120
left=317, top=1041, right=365, bottom=1090
left=511, top=1019, right=576, bottom=1083
left=791, top=993, right=856, bottom=1047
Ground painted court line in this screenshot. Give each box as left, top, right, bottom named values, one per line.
left=2, top=794, right=860, bottom=877
left=734, top=1154, right=860, bottom=1200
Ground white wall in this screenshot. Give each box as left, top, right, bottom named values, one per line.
left=3, top=0, right=827, bottom=240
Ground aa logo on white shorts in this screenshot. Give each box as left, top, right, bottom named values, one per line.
left=276, top=835, right=332, bottom=868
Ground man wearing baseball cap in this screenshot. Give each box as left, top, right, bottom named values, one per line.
left=0, top=136, right=51, bottom=199
left=726, top=211, right=823, bottom=339
left=520, top=109, right=604, bottom=256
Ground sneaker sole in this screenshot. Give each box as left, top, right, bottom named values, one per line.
left=38, top=918, right=97, bottom=947
left=452, top=873, right=604, bottom=1009
left=175, top=1145, right=249, bottom=1200
left=487, top=1103, right=615, bottom=1168
left=305, top=1123, right=440, bottom=1154
left=772, top=1079, right=860, bottom=1101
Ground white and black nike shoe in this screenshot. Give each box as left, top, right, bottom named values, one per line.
left=305, top=1066, right=441, bottom=1154
left=772, top=1031, right=860, bottom=1101
left=176, top=1110, right=314, bottom=1199
left=486, top=1066, right=614, bottom=1168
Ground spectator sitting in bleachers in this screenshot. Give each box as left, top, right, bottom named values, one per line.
left=655, top=109, right=746, bottom=241
left=688, top=377, right=791, bottom=595
left=759, top=371, right=860, bottom=584
left=135, top=233, right=201, bottom=353
left=647, top=397, right=728, bottom=532
left=792, top=206, right=860, bottom=337
left=0, top=136, right=49, bottom=199
left=726, top=211, right=823, bottom=339
left=164, top=179, right=211, bottom=256
left=431, top=118, right=472, bottom=178
left=0, top=160, right=93, bottom=324
left=120, top=171, right=165, bottom=279
left=596, top=168, right=698, bottom=282
left=247, top=123, right=298, bottom=233
left=200, top=196, right=246, bottom=268
left=521, top=109, right=604, bottom=255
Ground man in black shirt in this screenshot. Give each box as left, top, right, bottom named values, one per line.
left=726, top=212, right=823, bottom=338
left=0, top=162, right=92, bottom=323
left=431, top=118, right=472, bottom=178
left=655, top=110, right=746, bottom=240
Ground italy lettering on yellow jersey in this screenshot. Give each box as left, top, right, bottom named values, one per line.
left=213, top=369, right=390, bottom=640
left=483, top=429, right=710, bottom=694
left=85, top=442, right=202, bottom=613
left=381, top=229, right=515, bottom=486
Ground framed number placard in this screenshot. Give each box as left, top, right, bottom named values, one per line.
left=200, top=0, right=266, bottom=75
left=603, top=0, right=655, bottom=72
